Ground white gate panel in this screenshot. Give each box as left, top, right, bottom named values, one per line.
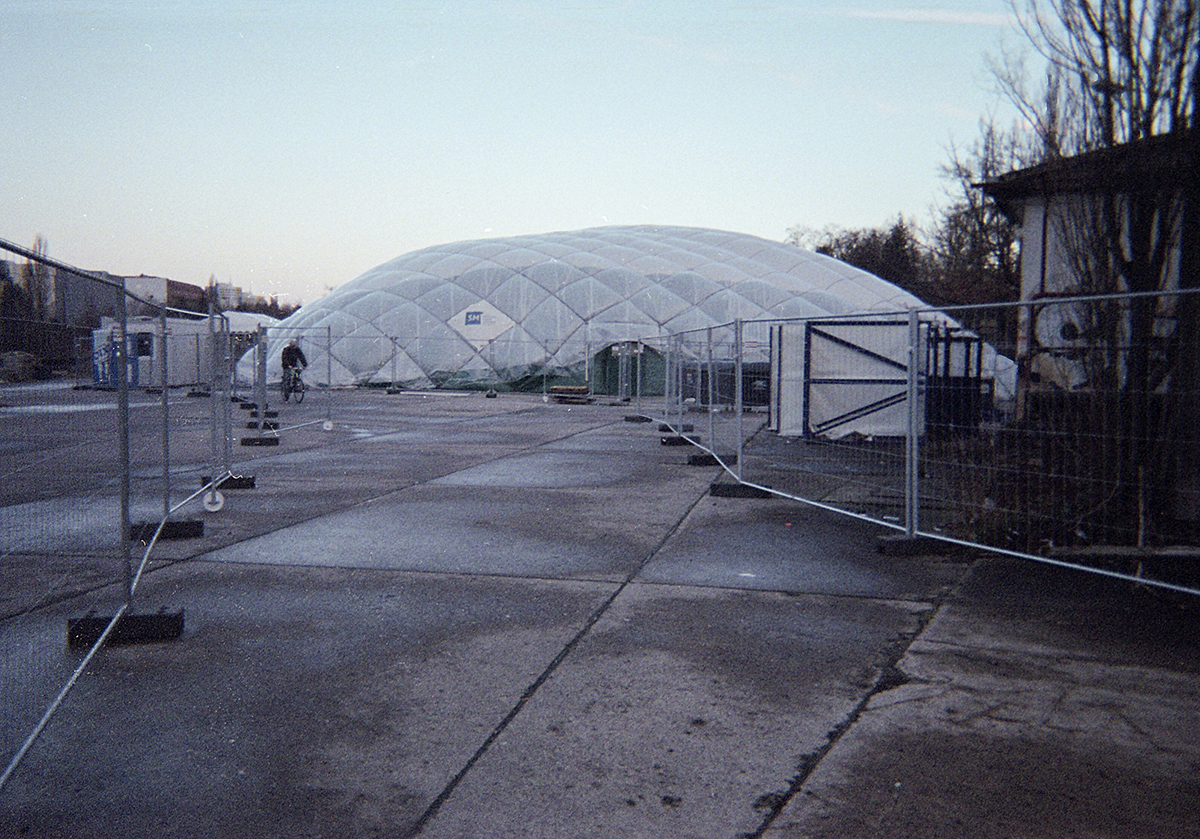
left=772, top=318, right=923, bottom=439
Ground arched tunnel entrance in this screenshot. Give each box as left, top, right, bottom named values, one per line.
left=591, top=342, right=665, bottom=398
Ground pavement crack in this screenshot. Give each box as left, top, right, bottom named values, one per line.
left=400, top=462, right=713, bottom=838
left=741, top=566, right=967, bottom=838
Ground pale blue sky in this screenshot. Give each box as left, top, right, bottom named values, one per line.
left=2, top=2, right=1023, bottom=305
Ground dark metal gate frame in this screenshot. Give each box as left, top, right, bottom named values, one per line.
left=799, top=318, right=912, bottom=438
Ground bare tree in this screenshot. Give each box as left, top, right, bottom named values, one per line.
left=20, top=235, right=52, bottom=321
left=932, top=120, right=1036, bottom=353
left=1000, top=0, right=1197, bottom=151
left=998, top=0, right=1195, bottom=300
left=992, top=0, right=1199, bottom=543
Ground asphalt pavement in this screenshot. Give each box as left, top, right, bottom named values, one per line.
left=1, top=390, right=1198, bottom=838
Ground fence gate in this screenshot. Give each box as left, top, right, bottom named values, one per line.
left=771, top=318, right=919, bottom=438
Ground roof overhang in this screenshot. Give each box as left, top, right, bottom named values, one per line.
left=976, top=130, right=1196, bottom=216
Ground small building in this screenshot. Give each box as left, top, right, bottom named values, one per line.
left=92, top=316, right=213, bottom=388
left=980, top=129, right=1199, bottom=525
left=91, top=311, right=280, bottom=388
left=214, top=282, right=244, bottom=310
left=979, top=130, right=1194, bottom=393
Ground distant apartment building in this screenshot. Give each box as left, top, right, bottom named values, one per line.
left=214, top=282, right=243, bottom=310
left=212, top=281, right=273, bottom=312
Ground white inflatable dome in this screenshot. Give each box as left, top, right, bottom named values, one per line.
left=255, top=225, right=932, bottom=389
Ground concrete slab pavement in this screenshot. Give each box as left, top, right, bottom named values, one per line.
left=4, top=564, right=618, bottom=838
left=640, top=494, right=966, bottom=600
left=416, top=584, right=933, bottom=839
left=2, top=391, right=1198, bottom=838
left=763, top=559, right=1200, bottom=839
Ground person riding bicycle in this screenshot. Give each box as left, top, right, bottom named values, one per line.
left=281, top=339, right=307, bottom=390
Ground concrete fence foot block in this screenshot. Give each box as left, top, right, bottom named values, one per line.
left=240, top=436, right=280, bottom=447
left=688, top=453, right=737, bottom=466
left=659, top=423, right=695, bottom=432
left=624, top=415, right=652, bottom=423
left=875, top=534, right=946, bottom=556
left=130, top=520, right=204, bottom=541
left=68, top=609, right=184, bottom=648
left=661, top=435, right=700, bottom=446
left=202, top=475, right=256, bottom=490
left=709, top=482, right=772, bottom=498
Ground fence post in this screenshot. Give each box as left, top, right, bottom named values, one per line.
left=390, top=335, right=398, bottom=388
left=194, top=331, right=202, bottom=392
left=326, top=325, right=333, bottom=426
left=117, top=281, right=133, bottom=607
left=663, top=336, right=671, bottom=419
left=159, top=311, right=170, bottom=521
left=635, top=340, right=643, bottom=413
left=906, top=309, right=921, bottom=538
left=255, top=326, right=268, bottom=431
left=735, top=318, right=744, bottom=481
left=221, top=325, right=232, bottom=472
left=676, top=333, right=685, bottom=429
left=706, top=327, right=715, bottom=446
left=209, top=314, right=224, bottom=481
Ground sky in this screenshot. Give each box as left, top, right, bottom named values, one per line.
left=1, top=2, right=1027, bottom=307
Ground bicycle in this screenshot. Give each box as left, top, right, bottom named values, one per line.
left=282, top=366, right=306, bottom=403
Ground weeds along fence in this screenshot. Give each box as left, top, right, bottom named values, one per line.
left=0, top=241, right=244, bottom=789
left=656, top=289, right=1200, bottom=597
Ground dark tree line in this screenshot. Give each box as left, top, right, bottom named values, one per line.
left=0, top=260, right=36, bottom=322
left=231, top=295, right=301, bottom=320
left=789, top=216, right=936, bottom=302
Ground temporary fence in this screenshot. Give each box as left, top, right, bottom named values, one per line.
left=655, top=289, right=1200, bottom=598
left=234, top=316, right=675, bottom=399
left=0, top=240, right=243, bottom=789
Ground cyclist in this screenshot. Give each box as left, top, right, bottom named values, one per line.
left=281, top=339, right=307, bottom=396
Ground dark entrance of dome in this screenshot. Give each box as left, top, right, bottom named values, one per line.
left=591, top=343, right=664, bottom=398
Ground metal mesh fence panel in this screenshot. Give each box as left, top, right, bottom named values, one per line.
left=756, top=314, right=917, bottom=520
left=1, top=300, right=239, bottom=785
left=916, top=292, right=1200, bottom=592
left=657, top=324, right=755, bottom=474
left=658, top=291, right=1200, bottom=597
left=1, top=315, right=120, bottom=771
